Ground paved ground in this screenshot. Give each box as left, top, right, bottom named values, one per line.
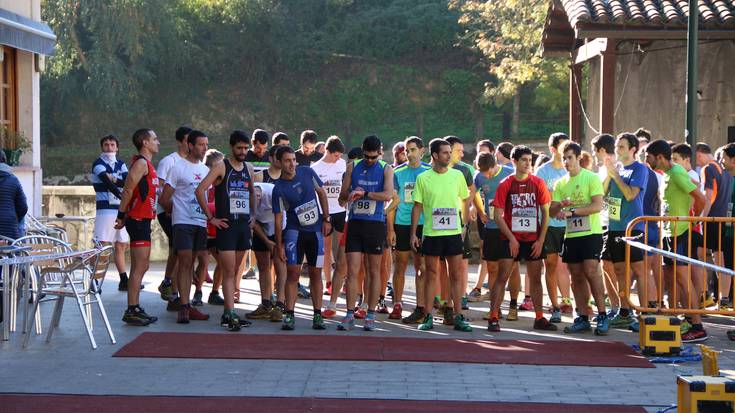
left=1, top=263, right=733, bottom=412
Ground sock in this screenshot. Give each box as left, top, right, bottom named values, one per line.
left=598, top=310, right=606, bottom=318
left=366, top=309, right=375, bottom=320
left=535, top=310, right=543, bottom=320
left=313, top=309, right=321, bottom=316
left=509, top=299, right=517, bottom=308
left=286, top=310, right=295, bottom=316
left=580, top=314, right=589, bottom=322
left=276, top=301, right=285, bottom=309
left=691, top=323, right=703, bottom=331
left=119, top=272, right=127, bottom=279
left=127, top=305, right=137, bottom=312
left=346, top=309, right=354, bottom=318
left=619, top=308, right=630, bottom=317
left=524, top=295, right=531, bottom=299
left=416, top=306, right=424, bottom=313
left=262, top=299, right=272, bottom=308
left=490, top=310, right=499, bottom=319
left=553, top=307, right=561, bottom=311
left=163, top=277, right=171, bottom=284
left=648, top=301, right=657, bottom=308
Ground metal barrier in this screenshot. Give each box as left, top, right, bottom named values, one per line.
left=621, top=216, right=735, bottom=316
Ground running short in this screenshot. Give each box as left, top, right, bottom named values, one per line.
left=561, top=234, right=603, bottom=263
left=173, top=224, right=207, bottom=251
left=330, top=211, right=346, bottom=234
left=705, top=221, right=727, bottom=251
left=482, top=228, right=503, bottom=261
left=421, top=234, right=463, bottom=257
left=207, top=237, right=216, bottom=250
left=663, top=230, right=703, bottom=266
left=544, top=226, right=565, bottom=255
left=252, top=233, right=276, bottom=252
left=216, top=220, right=252, bottom=251
left=645, top=222, right=660, bottom=256
left=283, top=229, right=324, bottom=267
left=124, top=218, right=152, bottom=248
left=345, top=219, right=386, bottom=255
left=499, top=239, right=545, bottom=261
left=157, top=212, right=174, bottom=247
left=602, top=230, right=643, bottom=263
left=461, top=224, right=472, bottom=259
left=394, top=224, right=422, bottom=252
left=723, top=235, right=735, bottom=270
left=94, top=212, right=130, bottom=243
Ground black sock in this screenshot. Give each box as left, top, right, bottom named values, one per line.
left=286, top=310, right=295, bottom=316
left=314, top=309, right=321, bottom=316
left=580, top=315, right=589, bottom=322
left=379, top=295, right=385, bottom=301
left=598, top=311, right=606, bottom=318
left=276, top=301, right=285, bottom=309
left=524, top=295, right=531, bottom=299
left=648, top=301, right=657, bottom=308
left=211, top=289, right=219, bottom=294
left=119, top=272, right=127, bottom=279
left=416, top=306, right=424, bottom=313
left=691, top=323, right=703, bottom=331
left=262, top=299, right=272, bottom=308
left=619, top=308, right=630, bottom=317
left=127, top=305, right=137, bottom=312
left=509, top=299, right=518, bottom=308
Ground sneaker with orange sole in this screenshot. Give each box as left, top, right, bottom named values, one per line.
left=389, top=304, right=402, bottom=319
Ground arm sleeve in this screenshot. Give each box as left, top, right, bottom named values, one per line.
left=458, top=174, right=469, bottom=199
left=118, top=162, right=129, bottom=186
left=590, top=173, right=604, bottom=197
left=537, top=178, right=551, bottom=205
left=676, top=169, right=698, bottom=194
left=309, top=167, right=323, bottom=188
left=629, top=163, right=648, bottom=190
left=703, top=164, right=715, bottom=190
left=14, top=179, right=28, bottom=221
left=272, top=187, right=282, bottom=214
left=412, top=175, right=424, bottom=204
left=492, top=181, right=508, bottom=209
left=167, top=164, right=178, bottom=190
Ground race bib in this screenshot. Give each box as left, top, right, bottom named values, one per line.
left=108, top=192, right=121, bottom=206
left=607, top=197, right=622, bottom=221
left=295, top=199, right=319, bottom=227
left=190, top=199, right=206, bottom=220
left=229, top=190, right=249, bottom=215
left=511, top=216, right=536, bottom=233
left=353, top=199, right=377, bottom=215
left=566, top=215, right=591, bottom=233
left=324, top=180, right=341, bottom=199
left=432, top=208, right=458, bottom=230
left=403, top=182, right=415, bottom=203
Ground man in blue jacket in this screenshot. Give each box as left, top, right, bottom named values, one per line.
left=0, top=150, right=27, bottom=240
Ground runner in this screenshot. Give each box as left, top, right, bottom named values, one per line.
left=272, top=132, right=290, bottom=147
left=195, top=130, right=256, bottom=331
left=272, top=145, right=331, bottom=330
left=387, top=136, right=430, bottom=322
left=534, top=132, right=572, bottom=320
left=645, top=139, right=708, bottom=342
left=549, top=140, right=609, bottom=335
left=159, top=130, right=211, bottom=324
left=310, top=136, right=347, bottom=317
left=114, top=128, right=160, bottom=326
left=255, top=144, right=282, bottom=184
left=155, top=126, right=191, bottom=303
left=591, top=133, right=618, bottom=317
left=203, top=149, right=225, bottom=306
left=91, top=134, right=131, bottom=291
left=295, top=130, right=322, bottom=166
left=601, top=133, right=656, bottom=328
left=496, top=142, right=515, bottom=172
left=336, top=135, right=394, bottom=331
left=487, top=145, right=554, bottom=332
left=467, top=139, right=495, bottom=302
left=245, top=129, right=270, bottom=172
left=718, top=143, right=735, bottom=340
left=410, top=138, right=472, bottom=332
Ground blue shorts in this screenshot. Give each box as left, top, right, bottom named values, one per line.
left=645, top=223, right=660, bottom=257
left=283, top=229, right=324, bottom=267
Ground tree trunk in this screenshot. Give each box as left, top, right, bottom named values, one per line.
left=416, top=112, right=424, bottom=138
left=472, top=100, right=483, bottom=139
left=511, top=86, right=521, bottom=138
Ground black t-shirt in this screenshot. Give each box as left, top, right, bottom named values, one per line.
left=244, top=150, right=270, bottom=171
left=295, top=150, right=322, bottom=167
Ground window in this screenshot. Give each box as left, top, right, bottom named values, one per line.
left=0, top=45, right=17, bottom=140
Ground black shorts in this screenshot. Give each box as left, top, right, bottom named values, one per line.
left=283, top=229, right=324, bottom=267
left=394, top=224, right=422, bottom=252
left=476, top=220, right=485, bottom=241
left=330, top=211, right=346, bottom=234
left=500, top=239, right=545, bottom=261
left=663, top=230, right=703, bottom=266
left=723, top=235, right=735, bottom=270
left=561, top=234, right=603, bottom=264
left=207, top=238, right=217, bottom=250
left=544, top=226, right=565, bottom=255
left=421, top=234, right=463, bottom=257
left=461, top=224, right=472, bottom=259
left=216, top=220, right=252, bottom=251
left=345, top=219, right=386, bottom=255
left=252, top=233, right=275, bottom=252
left=173, top=224, right=207, bottom=251
left=482, top=228, right=503, bottom=261
left=704, top=221, right=726, bottom=251
left=602, top=230, right=643, bottom=263
left=157, top=213, right=173, bottom=247
left=125, top=218, right=152, bottom=248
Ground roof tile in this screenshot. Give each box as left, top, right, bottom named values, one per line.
left=560, top=0, right=735, bottom=28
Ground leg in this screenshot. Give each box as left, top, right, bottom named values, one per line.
left=414, top=254, right=425, bottom=309
left=114, top=242, right=128, bottom=274
left=526, top=259, right=545, bottom=315
left=583, top=260, right=606, bottom=314
left=218, top=251, right=237, bottom=310
left=255, top=251, right=273, bottom=301
left=176, top=250, right=194, bottom=305
left=345, top=252, right=363, bottom=311
left=285, top=265, right=301, bottom=310
left=308, top=266, right=323, bottom=312
left=423, top=255, right=440, bottom=317
left=328, top=244, right=347, bottom=308
left=439, top=259, right=449, bottom=304
left=508, top=262, right=521, bottom=306
left=490, top=259, right=514, bottom=315
left=393, top=251, right=410, bottom=304
left=567, top=262, right=588, bottom=313
left=543, top=253, right=560, bottom=309
left=323, top=233, right=333, bottom=290
left=447, top=254, right=466, bottom=314
left=365, top=253, right=383, bottom=310
left=127, top=246, right=151, bottom=306
left=602, top=260, right=619, bottom=309
left=556, top=261, right=571, bottom=298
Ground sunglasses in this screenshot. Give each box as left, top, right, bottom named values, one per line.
left=363, top=154, right=379, bottom=160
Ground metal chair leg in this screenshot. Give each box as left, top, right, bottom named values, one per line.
left=45, top=295, right=63, bottom=343
left=22, top=290, right=42, bottom=348
left=71, top=280, right=97, bottom=349
left=94, top=292, right=115, bottom=344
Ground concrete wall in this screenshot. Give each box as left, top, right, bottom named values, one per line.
left=586, top=40, right=735, bottom=148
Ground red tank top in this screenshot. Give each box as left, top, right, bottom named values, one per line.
left=127, top=155, right=158, bottom=220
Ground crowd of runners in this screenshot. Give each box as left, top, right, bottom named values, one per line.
left=92, top=127, right=735, bottom=341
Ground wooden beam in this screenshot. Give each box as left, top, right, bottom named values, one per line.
left=573, top=38, right=609, bottom=65
left=569, top=64, right=583, bottom=142
left=599, top=41, right=617, bottom=134
left=576, top=25, right=735, bottom=40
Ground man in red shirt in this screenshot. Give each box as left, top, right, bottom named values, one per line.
left=487, top=145, right=555, bottom=332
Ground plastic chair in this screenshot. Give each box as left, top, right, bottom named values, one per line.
left=24, top=246, right=116, bottom=349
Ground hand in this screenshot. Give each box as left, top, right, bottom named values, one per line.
left=560, top=198, right=573, bottom=207
left=387, top=230, right=396, bottom=247
left=322, top=221, right=332, bottom=237
left=249, top=216, right=256, bottom=229
left=210, top=217, right=229, bottom=229
left=508, top=237, right=520, bottom=258
left=604, top=157, right=617, bottom=176
left=114, top=218, right=124, bottom=230
left=478, top=211, right=489, bottom=225
left=276, top=244, right=286, bottom=263
left=555, top=210, right=568, bottom=220
left=265, top=239, right=276, bottom=252
left=349, top=188, right=365, bottom=202
left=530, top=238, right=544, bottom=259
left=410, top=234, right=420, bottom=253
left=469, top=206, right=477, bottom=222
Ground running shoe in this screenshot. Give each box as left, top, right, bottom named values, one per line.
left=118, top=274, right=128, bottom=292
left=134, top=306, right=158, bottom=323
left=246, top=305, right=272, bottom=320
left=720, top=299, right=733, bottom=310
left=432, top=296, right=442, bottom=310
left=461, top=296, right=469, bottom=310
left=221, top=310, right=246, bottom=332
left=242, top=268, right=256, bottom=279
left=563, top=317, right=591, bottom=334
left=453, top=314, right=472, bottom=332
left=354, top=307, right=367, bottom=319
left=482, top=311, right=493, bottom=321
left=363, top=317, right=376, bottom=331
left=297, top=283, right=311, bottom=299
left=533, top=317, right=558, bottom=331
left=312, top=314, right=326, bottom=330
left=191, top=290, right=204, bottom=306
left=549, top=309, right=562, bottom=323
left=487, top=317, right=500, bottom=332
left=593, top=309, right=617, bottom=322
left=188, top=306, right=210, bottom=321
left=324, top=281, right=332, bottom=296
left=442, top=306, right=454, bottom=326
left=681, top=329, right=708, bottom=343
left=377, top=297, right=389, bottom=314
left=518, top=296, right=534, bottom=311
left=594, top=314, right=609, bottom=335
left=727, top=330, right=735, bottom=341
left=629, top=319, right=640, bottom=332
left=680, top=319, right=692, bottom=335
left=322, top=307, right=337, bottom=318
left=702, top=294, right=716, bottom=308
left=467, top=288, right=483, bottom=302
left=282, top=312, right=295, bottom=330
left=402, top=308, right=424, bottom=324
left=506, top=307, right=518, bottom=321
left=389, top=303, right=402, bottom=319
left=122, top=308, right=151, bottom=326
left=356, top=294, right=364, bottom=308
left=208, top=291, right=225, bottom=305
left=269, top=306, right=284, bottom=322
left=560, top=297, right=573, bottom=314
left=158, top=279, right=173, bottom=301
left=337, top=314, right=355, bottom=331
left=166, top=297, right=181, bottom=312
left=176, top=307, right=190, bottom=324
left=418, top=314, right=434, bottom=331
left=609, top=313, right=634, bottom=328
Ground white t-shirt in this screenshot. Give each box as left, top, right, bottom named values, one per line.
left=688, top=169, right=704, bottom=194
left=310, top=157, right=346, bottom=214
left=254, top=182, right=285, bottom=237
left=156, top=152, right=183, bottom=214
left=167, top=158, right=209, bottom=227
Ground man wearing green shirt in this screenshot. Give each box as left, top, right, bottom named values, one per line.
left=411, top=138, right=472, bottom=332
left=550, top=141, right=609, bottom=335
left=645, top=139, right=708, bottom=343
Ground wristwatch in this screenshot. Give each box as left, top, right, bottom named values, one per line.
left=570, top=208, right=577, bottom=217
left=323, top=216, right=331, bottom=223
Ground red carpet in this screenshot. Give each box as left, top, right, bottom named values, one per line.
left=0, top=394, right=647, bottom=412
left=113, top=333, right=653, bottom=368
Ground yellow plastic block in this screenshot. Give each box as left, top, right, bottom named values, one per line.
left=639, top=315, right=681, bottom=356
left=677, top=375, right=735, bottom=413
